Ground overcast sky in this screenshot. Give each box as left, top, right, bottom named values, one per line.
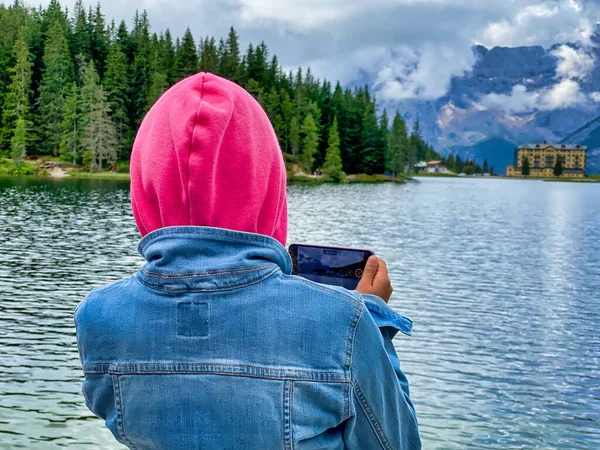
left=35, top=0, right=600, bottom=103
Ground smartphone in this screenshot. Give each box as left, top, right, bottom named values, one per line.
left=288, top=243, right=374, bottom=289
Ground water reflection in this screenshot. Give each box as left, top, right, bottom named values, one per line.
left=0, top=176, right=599, bottom=449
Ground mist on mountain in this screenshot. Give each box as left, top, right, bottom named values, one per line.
left=367, top=28, right=600, bottom=173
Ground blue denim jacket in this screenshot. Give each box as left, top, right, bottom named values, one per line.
left=75, top=227, right=421, bottom=449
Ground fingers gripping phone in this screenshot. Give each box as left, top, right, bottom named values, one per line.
left=288, top=243, right=374, bottom=290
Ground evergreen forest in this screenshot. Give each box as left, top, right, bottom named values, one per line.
left=0, top=0, right=487, bottom=179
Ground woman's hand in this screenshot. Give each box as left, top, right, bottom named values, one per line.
left=356, top=256, right=393, bottom=303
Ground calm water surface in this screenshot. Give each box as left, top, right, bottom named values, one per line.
left=0, top=176, right=599, bottom=449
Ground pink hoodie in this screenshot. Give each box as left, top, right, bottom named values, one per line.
left=130, top=73, right=288, bottom=246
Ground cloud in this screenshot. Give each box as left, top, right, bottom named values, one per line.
left=476, top=37, right=596, bottom=115
left=374, top=44, right=474, bottom=101
left=551, top=45, right=595, bottom=79
left=479, top=80, right=588, bottom=114
left=478, top=0, right=593, bottom=48
left=34, top=0, right=599, bottom=103
left=234, top=0, right=479, bottom=32
left=542, top=79, right=588, bottom=109
left=479, top=85, right=541, bottom=114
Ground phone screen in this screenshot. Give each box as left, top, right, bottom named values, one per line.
left=289, top=244, right=373, bottom=289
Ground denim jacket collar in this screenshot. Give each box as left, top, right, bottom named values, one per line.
left=136, top=226, right=292, bottom=292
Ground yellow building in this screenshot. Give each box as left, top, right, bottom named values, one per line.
left=506, top=143, right=587, bottom=177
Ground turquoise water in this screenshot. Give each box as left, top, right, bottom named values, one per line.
left=0, top=176, right=599, bottom=449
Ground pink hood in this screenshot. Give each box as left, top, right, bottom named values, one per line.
left=130, top=73, right=288, bottom=246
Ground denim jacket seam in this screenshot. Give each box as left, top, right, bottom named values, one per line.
left=83, top=362, right=351, bottom=382
left=134, top=266, right=280, bottom=293
left=283, top=380, right=294, bottom=450
left=112, top=374, right=138, bottom=450
left=345, top=303, right=365, bottom=371
left=140, top=263, right=274, bottom=279
left=352, top=379, right=393, bottom=450
left=345, top=383, right=352, bottom=421
left=290, top=381, right=294, bottom=449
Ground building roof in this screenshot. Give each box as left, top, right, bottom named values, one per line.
left=427, top=160, right=444, bottom=165
left=518, top=143, right=587, bottom=151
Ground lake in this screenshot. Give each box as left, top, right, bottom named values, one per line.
left=0, top=176, right=599, bottom=449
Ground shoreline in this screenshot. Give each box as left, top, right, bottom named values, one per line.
left=413, top=173, right=600, bottom=183
left=3, top=158, right=598, bottom=183
left=0, top=158, right=406, bottom=184
left=0, top=171, right=404, bottom=183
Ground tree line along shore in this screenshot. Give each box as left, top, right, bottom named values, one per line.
left=0, top=0, right=490, bottom=183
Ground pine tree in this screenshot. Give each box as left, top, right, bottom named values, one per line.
left=199, top=36, right=218, bottom=73
left=411, top=119, right=427, bottom=161
left=252, top=41, right=269, bottom=84
left=267, top=55, right=279, bottom=87
left=80, top=60, right=117, bottom=169
left=406, top=140, right=417, bottom=176
left=483, top=158, right=489, bottom=174
left=89, top=3, right=108, bottom=77
left=219, top=27, right=240, bottom=81
left=323, top=116, right=343, bottom=181
left=175, top=27, right=198, bottom=80
left=553, top=157, right=563, bottom=177
left=69, top=0, right=90, bottom=73
left=81, top=59, right=100, bottom=113
left=82, top=68, right=118, bottom=172
left=289, top=115, right=300, bottom=156
left=386, top=112, right=408, bottom=178
left=342, top=87, right=363, bottom=173
left=116, top=20, right=133, bottom=61
left=43, top=0, right=69, bottom=33
left=300, top=113, right=318, bottom=172
left=59, top=82, right=82, bottom=164
left=162, top=29, right=176, bottom=83
left=280, top=91, right=293, bottom=152
left=11, top=117, right=27, bottom=163
left=1, top=36, right=33, bottom=151
left=379, top=108, right=389, bottom=160
left=521, top=156, right=530, bottom=175
left=146, top=70, right=168, bottom=110
left=359, top=99, right=384, bottom=174
left=128, top=11, right=151, bottom=129
left=455, top=155, right=464, bottom=173
left=38, top=21, right=73, bottom=156
left=104, top=41, right=129, bottom=157
left=264, top=86, right=279, bottom=122
left=447, top=154, right=456, bottom=172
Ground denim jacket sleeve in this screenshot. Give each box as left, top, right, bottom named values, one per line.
left=344, top=293, right=421, bottom=450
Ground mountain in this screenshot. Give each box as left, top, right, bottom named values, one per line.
left=373, top=35, right=600, bottom=173
left=452, top=137, right=517, bottom=173
left=560, top=114, right=600, bottom=173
